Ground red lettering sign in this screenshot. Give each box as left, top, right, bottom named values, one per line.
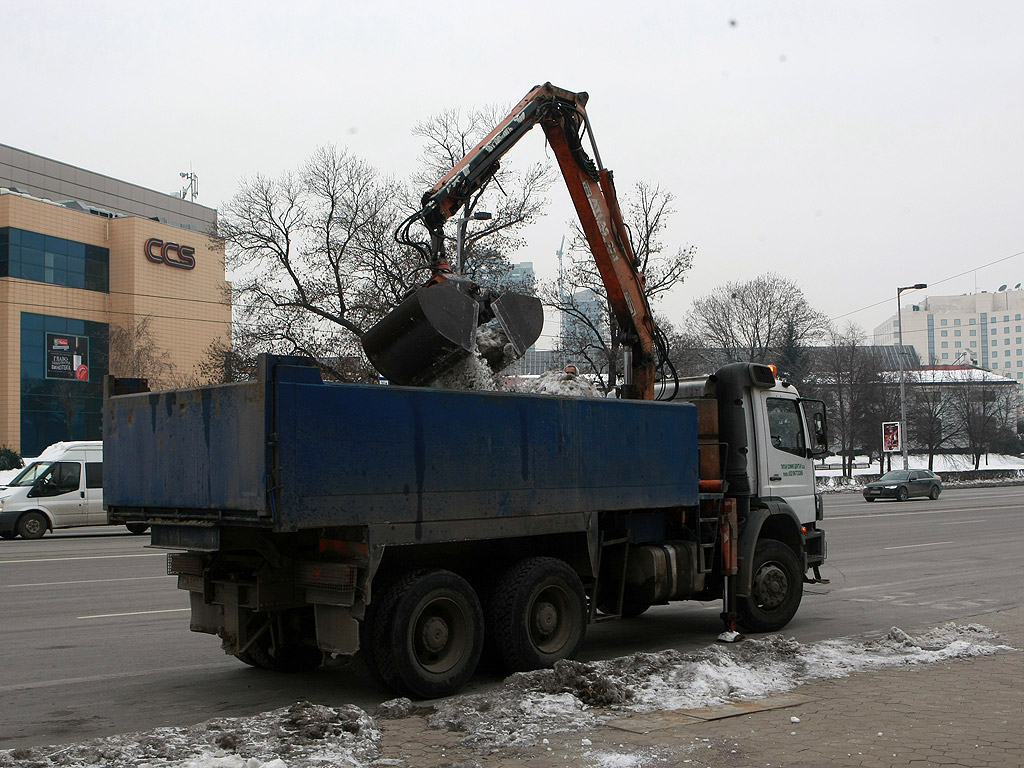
left=144, top=238, right=196, bottom=270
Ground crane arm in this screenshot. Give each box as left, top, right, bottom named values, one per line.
left=412, top=82, right=659, bottom=399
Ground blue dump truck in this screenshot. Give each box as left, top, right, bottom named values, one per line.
left=104, top=355, right=828, bottom=698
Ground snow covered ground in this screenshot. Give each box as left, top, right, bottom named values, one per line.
left=1, top=622, right=1010, bottom=768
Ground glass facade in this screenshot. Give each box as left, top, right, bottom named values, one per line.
left=0, top=227, right=109, bottom=292
left=20, top=312, right=109, bottom=457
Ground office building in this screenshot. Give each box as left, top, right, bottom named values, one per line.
left=1, top=143, right=231, bottom=455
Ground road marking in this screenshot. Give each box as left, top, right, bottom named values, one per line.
left=78, top=608, right=190, bottom=619
left=825, top=504, right=1023, bottom=521
left=0, top=662, right=234, bottom=693
left=939, top=519, right=986, bottom=525
left=883, top=541, right=955, bottom=550
left=0, top=553, right=165, bottom=565
left=3, top=576, right=170, bottom=588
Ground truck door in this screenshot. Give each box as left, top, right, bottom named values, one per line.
left=759, top=393, right=816, bottom=522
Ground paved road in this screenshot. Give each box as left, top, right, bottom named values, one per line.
left=1, top=485, right=1020, bottom=749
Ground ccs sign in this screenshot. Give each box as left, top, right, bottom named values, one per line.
left=145, top=238, right=196, bottom=270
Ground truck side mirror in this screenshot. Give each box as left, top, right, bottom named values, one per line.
left=811, top=412, right=829, bottom=457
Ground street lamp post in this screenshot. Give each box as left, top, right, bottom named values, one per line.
left=897, top=282, right=927, bottom=470
left=456, top=210, right=492, bottom=273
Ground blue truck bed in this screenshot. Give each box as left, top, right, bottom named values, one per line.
left=104, top=357, right=699, bottom=535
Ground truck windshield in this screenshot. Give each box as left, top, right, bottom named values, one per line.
left=5, top=462, right=53, bottom=487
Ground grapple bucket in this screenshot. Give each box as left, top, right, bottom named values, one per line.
left=362, top=281, right=479, bottom=385
left=492, top=292, right=545, bottom=358
left=362, top=281, right=545, bottom=385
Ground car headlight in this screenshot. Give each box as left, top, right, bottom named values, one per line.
left=884, top=485, right=898, bottom=489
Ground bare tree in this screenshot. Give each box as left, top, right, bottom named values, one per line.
left=217, top=145, right=416, bottom=380
left=907, top=372, right=961, bottom=470
left=541, top=182, right=694, bottom=385
left=108, top=315, right=177, bottom=389
left=805, top=324, right=884, bottom=477
left=411, top=104, right=556, bottom=280
left=945, top=370, right=1019, bottom=469
left=687, top=273, right=828, bottom=364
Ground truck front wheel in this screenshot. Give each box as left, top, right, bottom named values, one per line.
left=738, top=540, right=803, bottom=633
left=371, top=569, right=484, bottom=699
left=487, top=557, right=587, bottom=673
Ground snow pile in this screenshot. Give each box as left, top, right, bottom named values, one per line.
left=0, top=624, right=1009, bottom=767
left=421, top=622, right=1010, bottom=753
left=0, top=701, right=380, bottom=768
left=517, top=369, right=603, bottom=398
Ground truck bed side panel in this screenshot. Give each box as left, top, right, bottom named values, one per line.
left=106, top=367, right=698, bottom=531
left=275, top=383, right=699, bottom=529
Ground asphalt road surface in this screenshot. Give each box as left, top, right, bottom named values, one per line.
left=1, top=484, right=1021, bottom=750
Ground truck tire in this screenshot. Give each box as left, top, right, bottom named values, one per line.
left=371, top=569, right=484, bottom=699
left=233, top=609, right=323, bottom=673
left=16, top=512, right=48, bottom=540
left=487, top=557, right=587, bottom=673
left=738, top=540, right=803, bottom=633
left=125, top=523, right=150, bottom=535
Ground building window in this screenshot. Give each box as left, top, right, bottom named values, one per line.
left=1006, top=338, right=1011, bottom=345
left=992, top=327, right=998, bottom=334
left=0, top=228, right=109, bottom=293
left=993, top=351, right=998, bottom=357
left=941, top=330, right=948, bottom=337
left=940, top=319, right=948, bottom=326
left=941, top=341, right=948, bottom=348
left=942, top=353, right=949, bottom=359
left=954, top=330, right=961, bottom=336
left=970, top=317, right=977, bottom=325
left=954, top=318, right=961, bottom=325
left=970, top=329, right=977, bottom=336
left=955, top=341, right=962, bottom=347
left=1005, top=315, right=1011, bottom=322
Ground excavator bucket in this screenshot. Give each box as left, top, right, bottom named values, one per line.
left=362, top=281, right=479, bottom=385
left=362, top=281, right=544, bottom=385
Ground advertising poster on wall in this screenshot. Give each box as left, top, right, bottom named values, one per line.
left=46, top=333, right=90, bottom=382
left=882, top=421, right=901, bottom=453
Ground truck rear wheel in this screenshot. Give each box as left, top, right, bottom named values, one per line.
left=125, top=523, right=150, bottom=535
left=16, top=512, right=48, bottom=540
left=233, top=609, right=323, bottom=673
left=487, top=557, right=587, bottom=673
left=738, top=540, right=803, bottom=633
left=371, top=569, right=484, bottom=699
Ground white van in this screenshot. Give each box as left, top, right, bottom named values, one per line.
left=0, top=441, right=148, bottom=539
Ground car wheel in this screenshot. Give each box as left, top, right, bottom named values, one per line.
left=125, top=523, right=150, bottom=535
left=738, top=539, right=803, bottom=633
left=929, top=485, right=940, bottom=500
left=16, top=511, right=48, bottom=539
left=863, top=497, right=875, bottom=502
left=488, top=557, right=587, bottom=673
left=896, top=486, right=909, bottom=502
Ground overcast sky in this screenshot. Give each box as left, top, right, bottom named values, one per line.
left=6, top=0, right=1023, bottom=340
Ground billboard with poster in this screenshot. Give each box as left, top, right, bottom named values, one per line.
left=882, top=421, right=901, bottom=453
left=46, top=333, right=90, bottom=382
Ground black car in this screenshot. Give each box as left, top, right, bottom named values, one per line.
left=863, top=469, right=942, bottom=502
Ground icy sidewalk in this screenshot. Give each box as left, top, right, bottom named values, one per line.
left=2, top=614, right=1019, bottom=768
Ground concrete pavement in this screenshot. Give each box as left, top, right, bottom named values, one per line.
left=373, top=607, right=1023, bottom=767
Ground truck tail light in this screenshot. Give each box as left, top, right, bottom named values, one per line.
left=296, top=562, right=356, bottom=591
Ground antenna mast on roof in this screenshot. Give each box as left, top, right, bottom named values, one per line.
left=179, top=167, right=198, bottom=202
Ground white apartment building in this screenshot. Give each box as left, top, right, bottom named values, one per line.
left=873, top=287, right=1024, bottom=382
